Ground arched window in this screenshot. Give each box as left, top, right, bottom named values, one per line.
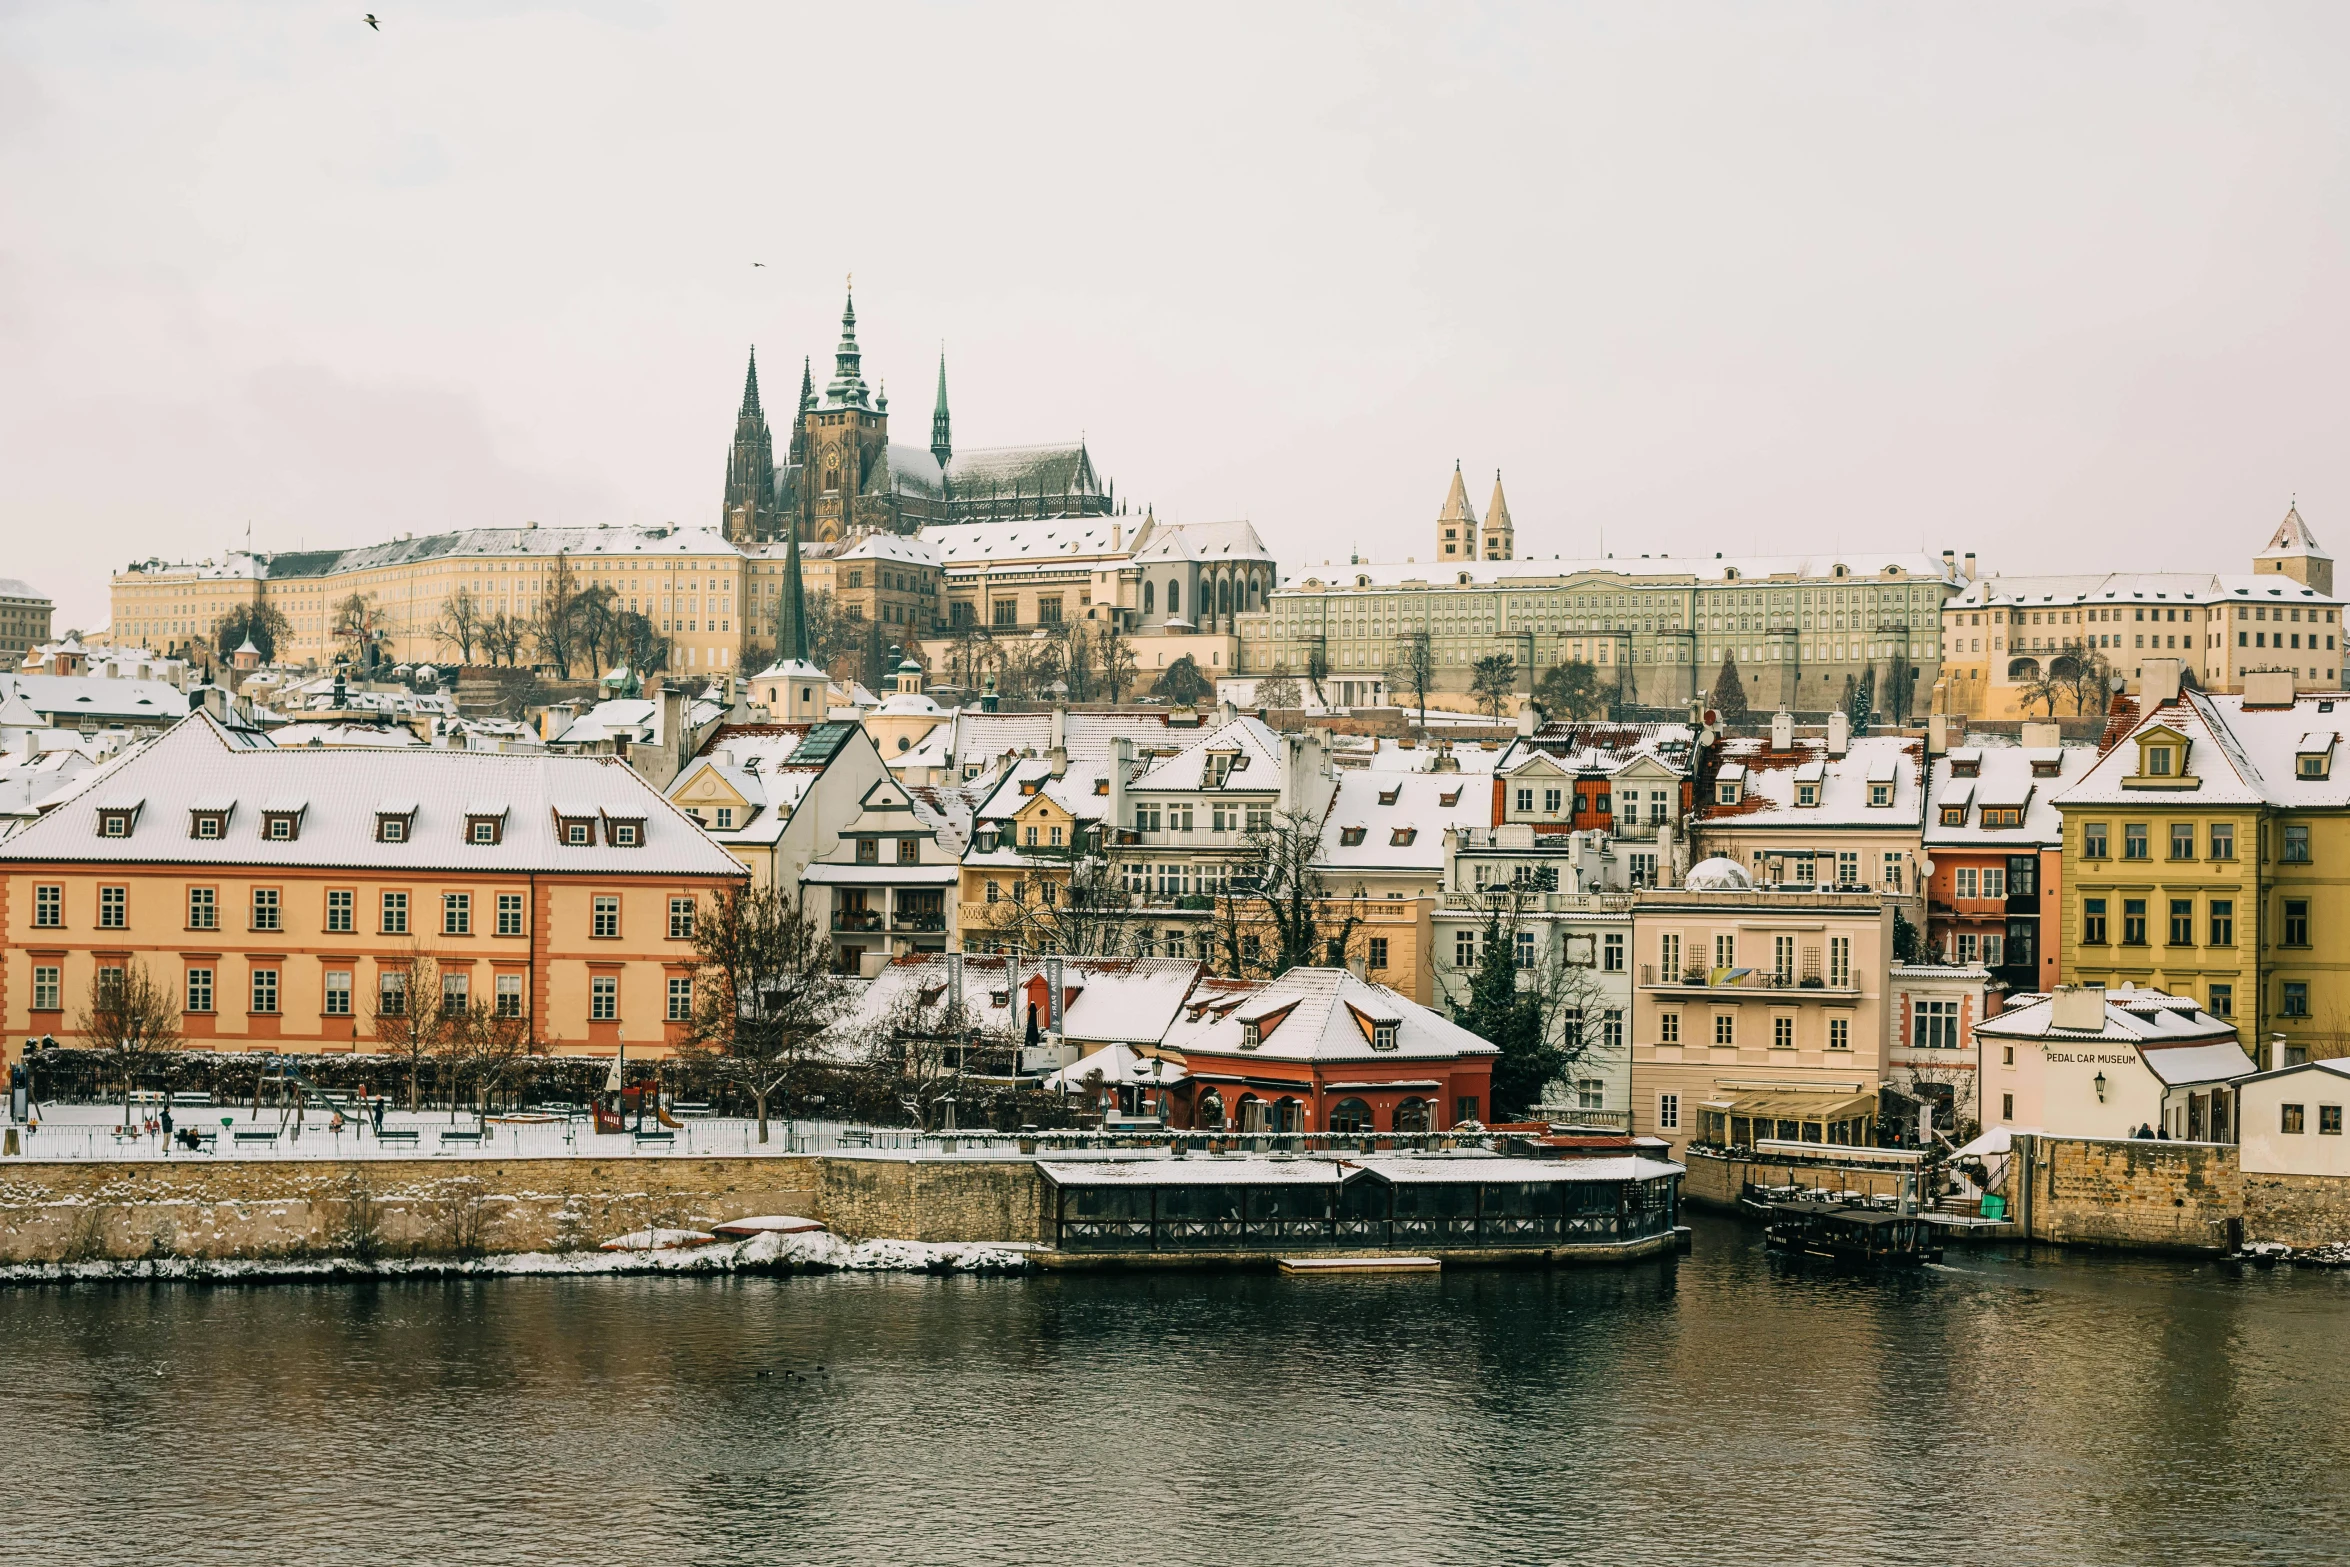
left=1273, top=1097, right=1305, bottom=1133
left=2008, top=656, right=2041, bottom=681
left=1143, top=581, right=1155, bottom=614
left=1236, top=1093, right=1266, bottom=1132
left=1168, top=580, right=1181, bottom=616
left=1218, top=578, right=1232, bottom=615
left=1330, top=1097, right=1373, bottom=1134
left=1195, top=1089, right=1225, bottom=1130
left=1394, top=1097, right=1430, bottom=1133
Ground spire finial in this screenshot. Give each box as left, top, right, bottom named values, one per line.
left=930, top=348, right=953, bottom=469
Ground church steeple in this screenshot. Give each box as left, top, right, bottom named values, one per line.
left=1482, top=470, right=1514, bottom=560
left=1437, top=460, right=1478, bottom=560
left=825, top=286, right=870, bottom=408
left=781, top=518, right=809, bottom=665
left=788, top=356, right=813, bottom=466
left=721, top=345, right=776, bottom=544
left=930, top=351, right=953, bottom=470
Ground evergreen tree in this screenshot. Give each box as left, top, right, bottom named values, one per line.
left=1155, top=654, right=1214, bottom=706
left=1712, top=655, right=1749, bottom=722
left=1850, top=664, right=1876, bottom=731
left=1452, top=913, right=1561, bottom=1123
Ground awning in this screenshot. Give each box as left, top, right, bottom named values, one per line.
left=1707, top=1089, right=1878, bottom=1123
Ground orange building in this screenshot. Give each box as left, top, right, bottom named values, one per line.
left=0, top=713, right=745, bottom=1062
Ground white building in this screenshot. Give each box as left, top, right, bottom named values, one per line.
left=2237, top=1058, right=2350, bottom=1177
left=1973, top=984, right=2256, bottom=1142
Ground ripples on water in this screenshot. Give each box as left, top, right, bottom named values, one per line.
left=5, top=1217, right=2347, bottom=1566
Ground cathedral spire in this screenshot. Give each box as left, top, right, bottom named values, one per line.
left=797, top=355, right=815, bottom=415
left=825, top=285, right=869, bottom=408
left=781, top=520, right=809, bottom=665
left=740, top=346, right=763, bottom=416
left=930, top=350, right=953, bottom=469
left=1437, top=460, right=1478, bottom=560
left=721, top=346, right=775, bottom=543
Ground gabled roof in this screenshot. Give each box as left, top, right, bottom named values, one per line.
left=1699, top=734, right=1923, bottom=829
left=837, top=954, right=1208, bottom=1048
left=2053, top=692, right=2267, bottom=808
left=1924, top=738, right=2098, bottom=847
left=1127, top=714, right=1284, bottom=794
left=1181, top=967, right=1497, bottom=1066
left=1128, top=518, right=1271, bottom=564
left=0, top=712, right=745, bottom=876
left=1316, top=769, right=1489, bottom=874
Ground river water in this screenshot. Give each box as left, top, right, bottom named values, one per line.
left=5, top=1217, right=2344, bottom=1566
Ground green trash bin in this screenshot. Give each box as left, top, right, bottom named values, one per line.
left=1980, top=1193, right=2007, bottom=1221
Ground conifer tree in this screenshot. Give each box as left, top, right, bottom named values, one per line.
left=1712, top=655, right=1749, bottom=722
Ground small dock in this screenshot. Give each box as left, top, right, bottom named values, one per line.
left=1279, top=1255, right=1440, bottom=1275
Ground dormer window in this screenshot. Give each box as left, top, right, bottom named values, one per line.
left=266, top=816, right=295, bottom=840
left=1941, top=806, right=1967, bottom=827
left=1950, top=755, right=1981, bottom=779
left=190, top=810, right=229, bottom=839
left=1982, top=807, right=2024, bottom=828
left=260, top=799, right=305, bottom=842
left=1868, top=783, right=1892, bottom=807
left=1372, top=1022, right=1399, bottom=1051
left=1377, top=787, right=1400, bottom=806
left=605, top=816, right=643, bottom=847
left=1391, top=827, right=1417, bottom=846
left=2030, top=757, right=2062, bottom=779
left=1796, top=783, right=1820, bottom=807
left=556, top=809, right=596, bottom=845
left=2145, top=746, right=2174, bottom=777
left=374, top=804, right=416, bottom=843
left=1340, top=826, right=1367, bottom=846
left=1716, top=780, right=1741, bottom=805
left=1240, top=1021, right=1262, bottom=1048
left=1093, top=778, right=1108, bottom=796
left=714, top=806, right=735, bottom=829
left=2296, top=732, right=2336, bottom=779
left=98, top=807, right=137, bottom=838
left=1438, top=789, right=1460, bottom=807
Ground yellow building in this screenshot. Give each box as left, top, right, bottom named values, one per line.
left=1934, top=505, right=2341, bottom=721
left=0, top=713, right=747, bottom=1062
left=2056, top=672, right=2350, bottom=1069
left=114, top=525, right=753, bottom=679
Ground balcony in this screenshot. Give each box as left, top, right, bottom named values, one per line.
left=890, top=911, right=947, bottom=933
left=1638, top=963, right=1856, bottom=996
left=832, top=909, right=883, bottom=933
left=1442, top=891, right=1635, bottom=915
left=1118, top=828, right=1250, bottom=849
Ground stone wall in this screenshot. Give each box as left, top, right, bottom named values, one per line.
left=1680, top=1148, right=1914, bottom=1211
left=0, top=1156, right=820, bottom=1265
left=2241, top=1172, right=2350, bottom=1249
left=2008, top=1135, right=2241, bottom=1253
left=816, top=1156, right=1047, bottom=1244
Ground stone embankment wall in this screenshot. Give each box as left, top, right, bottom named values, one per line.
left=1680, top=1148, right=1913, bottom=1210
left=2006, top=1136, right=2241, bottom=1253
left=0, top=1154, right=1060, bottom=1265
left=2240, top=1172, right=2350, bottom=1249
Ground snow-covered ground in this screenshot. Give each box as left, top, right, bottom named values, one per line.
left=0, top=1102, right=970, bottom=1162
left=0, top=1227, right=1041, bottom=1284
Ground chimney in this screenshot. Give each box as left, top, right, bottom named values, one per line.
left=1049, top=704, right=1067, bottom=752
left=1516, top=699, right=1538, bottom=738
left=660, top=684, right=686, bottom=752
left=1770, top=707, right=1794, bottom=752
left=1927, top=712, right=1951, bottom=755
left=2050, top=984, right=2107, bottom=1034
left=1827, top=708, right=1850, bottom=756
left=1048, top=744, right=1067, bottom=777
left=1108, top=735, right=1132, bottom=829
left=1963, top=552, right=1977, bottom=580
left=1940, top=548, right=1956, bottom=577
left=1347, top=952, right=1367, bottom=981
left=2020, top=721, right=2061, bottom=750
left=2241, top=669, right=2296, bottom=709
left=2140, top=658, right=2183, bottom=708
left=1216, top=699, right=1238, bottom=728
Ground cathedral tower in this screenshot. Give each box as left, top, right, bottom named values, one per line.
left=1483, top=471, right=1515, bottom=561
left=798, top=288, right=893, bottom=545
left=1437, top=461, right=1478, bottom=560
left=721, top=348, right=777, bottom=543
left=2256, top=501, right=2334, bottom=596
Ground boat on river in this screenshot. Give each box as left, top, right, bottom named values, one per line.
left=1763, top=1200, right=1941, bottom=1267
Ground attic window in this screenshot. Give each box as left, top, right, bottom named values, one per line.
left=2030, top=757, right=2062, bottom=779
left=466, top=817, right=504, bottom=846
left=1390, top=827, right=1417, bottom=846
left=1951, top=757, right=1981, bottom=778
left=1020, top=779, right=1041, bottom=795
left=375, top=804, right=417, bottom=843
left=1868, top=783, right=1892, bottom=807
left=189, top=809, right=231, bottom=839
left=1377, top=787, right=1401, bottom=806
left=1340, top=826, right=1367, bottom=847
left=1982, top=807, right=2024, bottom=829
left=1372, top=1021, right=1399, bottom=1051
left=262, top=813, right=299, bottom=841
left=1438, top=789, right=1460, bottom=807
left=604, top=816, right=644, bottom=847
left=1240, top=1021, right=1262, bottom=1048
left=1796, top=783, right=1820, bottom=807
left=1715, top=780, right=1741, bottom=806
left=1940, top=806, right=1967, bottom=827
left=97, top=807, right=138, bottom=838
left=2141, top=744, right=2175, bottom=778
left=2296, top=733, right=2336, bottom=779
left=1093, top=778, right=1108, bottom=796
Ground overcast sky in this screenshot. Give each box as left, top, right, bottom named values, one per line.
left=5, top=3, right=2349, bottom=631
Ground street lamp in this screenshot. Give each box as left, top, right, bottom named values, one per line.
left=2093, top=1071, right=2107, bottom=1104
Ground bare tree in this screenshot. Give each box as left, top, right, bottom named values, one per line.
left=73, top=958, right=181, bottom=1128
left=532, top=553, right=589, bottom=678
left=861, top=980, right=1017, bottom=1129
left=435, top=996, right=535, bottom=1129
left=973, top=852, right=1140, bottom=957
left=370, top=945, right=448, bottom=1111
left=1255, top=667, right=1302, bottom=716
left=2012, top=656, right=2062, bottom=718
left=2050, top=640, right=2113, bottom=717
left=210, top=602, right=294, bottom=665
left=1208, top=804, right=1367, bottom=980
left=1098, top=620, right=1138, bottom=702
left=1304, top=641, right=1332, bottom=707
left=333, top=592, right=382, bottom=668
left=1062, top=622, right=1099, bottom=703
left=948, top=624, right=995, bottom=696
left=435, top=589, right=488, bottom=666
left=680, top=887, right=846, bottom=1142
left=1430, top=890, right=1614, bottom=1119
left=1388, top=629, right=1435, bottom=728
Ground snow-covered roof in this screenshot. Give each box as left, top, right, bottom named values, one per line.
left=1182, top=967, right=1497, bottom=1065
left=1043, top=1041, right=1190, bottom=1090
left=921, top=519, right=1129, bottom=567
left=1700, top=734, right=1923, bottom=829
left=1357, top=1155, right=1684, bottom=1184
left=0, top=711, right=746, bottom=876
left=0, top=672, right=189, bottom=725
left=1975, top=986, right=2241, bottom=1049
left=1279, top=552, right=1959, bottom=593
left=1943, top=565, right=2343, bottom=610
left=836, top=533, right=940, bottom=567
left=841, top=955, right=1211, bottom=1048
left=2053, top=692, right=2274, bottom=809
left=1036, top=1157, right=1350, bottom=1187
left=1130, top=518, right=1272, bottom=564
left=1925, top=739, right=2099, bottom=847
left=1316, top=769, right=1489, bottom=874
left=1127, top=714, right=1284, bottom=794
left=265, top=721, right=424, bottom=749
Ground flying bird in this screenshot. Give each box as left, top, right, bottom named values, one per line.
left=364, top=14, right=379, bottom=29
left=752, top=261, right=766, bottom=268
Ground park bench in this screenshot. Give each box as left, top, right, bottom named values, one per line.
left=632, top=1130, right=676, bottom=1148
left=438, top=1130, right=485, bottom=1147
left=169, top=1091, right=211, bottom=1107
left=375, top=1129, right=421, bottom=1148
left=232, top=1131, right=278, bottom=1147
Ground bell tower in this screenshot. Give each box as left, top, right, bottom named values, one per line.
left=1483, top=470, right=1515, bottom=561
left=721, top=347, right=776, bottom=543
left=2256, top=501, right=2334, bottom=596
left=1437, top=461, right=1478, bottom=560
left=800, top=285, right=892, bottom=545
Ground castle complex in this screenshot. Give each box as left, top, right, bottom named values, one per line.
left=720, top=291, right=1119, bottom=547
